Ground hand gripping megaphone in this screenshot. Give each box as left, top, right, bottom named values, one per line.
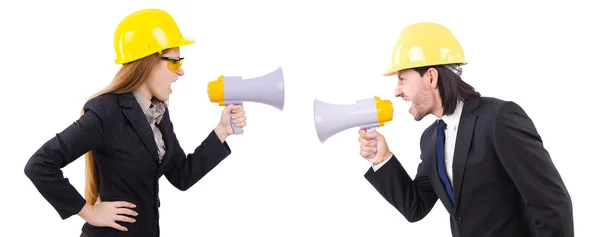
left=313, top=96, right=393, bottom=158
left=207, top=67, right=285, bottom=135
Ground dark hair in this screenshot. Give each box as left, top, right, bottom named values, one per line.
left=413, top=65, right=480, bottom=115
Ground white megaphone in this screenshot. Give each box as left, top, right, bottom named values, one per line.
left=313, top=96, right=393, bottom=158
left=207, top=67, right=285, bottom=135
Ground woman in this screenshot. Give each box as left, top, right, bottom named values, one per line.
left=23, top=8, right=246, bottom=237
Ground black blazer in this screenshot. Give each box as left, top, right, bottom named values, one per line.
left=24, top=92, right=232, bottom=237
left=365, top=97, right=573, bottom=237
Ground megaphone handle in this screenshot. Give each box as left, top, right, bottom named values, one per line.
left=230, top=111, right=243, bottom=135
left=366, top=127, right=377, bottom=158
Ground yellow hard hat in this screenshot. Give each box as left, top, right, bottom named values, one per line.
left=383, top=22, right=466, bottom=76
left=113, top=9, right=195, bottom=64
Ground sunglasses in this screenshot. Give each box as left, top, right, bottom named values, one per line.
left=161, top=56, right=184, bottom=72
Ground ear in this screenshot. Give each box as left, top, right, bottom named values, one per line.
left=425, top=67, right=439, bottom=89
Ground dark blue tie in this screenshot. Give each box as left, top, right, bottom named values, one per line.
left=436, top=120, right=454, bottom=204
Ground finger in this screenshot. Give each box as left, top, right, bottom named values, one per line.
left=366, top=131, right=379, bottom=139
left=232, top=115, right=244, bottom=122
left=116, top=208, right=138, bottom=216
left=115, top=214, right=136, bottom=223
left=360, top=145, right=376, bottom=153
left=360, top=144, right=375, bottom=151
left=235, top=121, right=247, bottom=127
left=230, top=104, right=243, bottom=112
left=360, top=150, right=372, bottom=158
left=111, top=222, right=128, bottom=231
left=235, top=109, right=245, bottom=116
left=359, top=150, right=368, bottom=157
left=224, top=104, right=238, bottom=113
left=233, top=117, right=246, bottom=124
left=358, top=129, right=366, bottom=137
left=231, top=110, right=246, bottom=119
left=358, top=138, right=372, bottom=146
left=110, top=201, right=136, bottom=208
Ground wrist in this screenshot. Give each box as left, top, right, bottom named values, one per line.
left=214, top=125, right=229, bottom=143
left=384, top=151, right=393, bottom=160
left=77, top=203, right=93, bottom=222
left=373, top=152, right=393, bottom=165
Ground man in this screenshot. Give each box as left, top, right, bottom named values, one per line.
left=358, top=22, right=573, bottom=237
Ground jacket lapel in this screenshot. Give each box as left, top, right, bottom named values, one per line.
left=451, top=98, right=479, bottom=214
left=118, top=93, right=160, bottom=163
left=157, top=109, right=174, bottom=169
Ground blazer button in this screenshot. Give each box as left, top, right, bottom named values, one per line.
left=456, top=216, right=463, bottom=224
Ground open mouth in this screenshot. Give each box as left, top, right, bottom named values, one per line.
left=402, top=98, right=414, bottom=113
left=402, top=97, right=412, bottom=105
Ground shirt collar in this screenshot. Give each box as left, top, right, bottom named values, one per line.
left=132, top=90, right=166, bottom=124
left=440, top=100, right=464, bottom=131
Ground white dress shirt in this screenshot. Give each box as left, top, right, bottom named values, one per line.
left=372, top=101, right=464, bottom=187
left=133, top=90, right=167, bottom=162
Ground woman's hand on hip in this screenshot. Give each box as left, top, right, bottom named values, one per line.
left=78, top=197, right=138, bottom=232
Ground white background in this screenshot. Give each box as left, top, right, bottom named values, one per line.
left=0, top=0, right=597, bottom=236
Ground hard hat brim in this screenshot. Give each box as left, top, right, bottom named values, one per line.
left=383, top=67, right=400, bottom=76
left=177, top=37, right=196, bottom=47
left=382, top=61, right=468, bottom=77
left=114, top=36, right=196, bottom=64
left=161, top=36, right=196, bottom=51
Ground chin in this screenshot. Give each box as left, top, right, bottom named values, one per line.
left=155, top=95, right=168, bottom=102
left=410, top=111, right=425, bottom=121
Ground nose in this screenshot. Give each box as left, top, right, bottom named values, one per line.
left=394, top=84, right=404, bottom=98
left=177, top=68, right=185, bottom=76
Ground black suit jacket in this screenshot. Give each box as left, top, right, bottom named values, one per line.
left=24, top=92, right=232, bottom=237
left=365, top=97, right=573, bottom=237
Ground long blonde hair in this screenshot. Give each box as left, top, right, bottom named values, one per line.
left=82, top=52, right=163, bottom=205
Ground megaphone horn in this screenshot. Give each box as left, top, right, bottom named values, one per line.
left=313, top=96, right=393, bottom=158
left=207, top=67, right=285, bottom=135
